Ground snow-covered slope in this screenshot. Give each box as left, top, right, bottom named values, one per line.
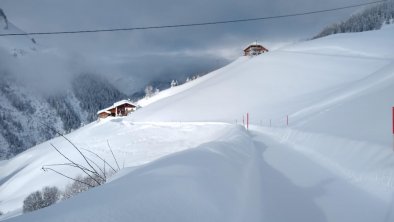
left=131, top=26, right=393, bottom=124
left=0, top=121, right=230, bottom=216
left=132, top=25, right=394, bottom=147
left=3, top=125, right=392, bottom=222
left=1, top=25, right=394, bottom=221
left=130, top=25, right=394, bottom=200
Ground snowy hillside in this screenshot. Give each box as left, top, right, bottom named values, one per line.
left=131, top=25, right=394, bottom=199
left=1, top=25, right=394, bottom=221
left=131, top=25, right=394, bottom=135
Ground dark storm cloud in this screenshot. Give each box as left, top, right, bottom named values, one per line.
left=0, top=0, right=367, bottom=54
left=0, top=0, right=370, bottom=93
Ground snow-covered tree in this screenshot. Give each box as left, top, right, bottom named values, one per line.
left=144, top=85, right=160, bottom=98
left=314, top=1, right=394, bottom=39
left=144, top=85, right=154, bottom=98
left=170, top=80, right=178, bottom=88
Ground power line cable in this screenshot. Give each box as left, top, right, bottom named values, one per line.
left=0, top=0, right=386, bottom=37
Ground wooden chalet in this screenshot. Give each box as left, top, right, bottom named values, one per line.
left=244, top=42, right=269, bottom=56
left=97, top=100, right=137, bottom=119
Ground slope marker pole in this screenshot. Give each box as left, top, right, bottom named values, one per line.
left=286, top=115, right=289, bottom=127
left=246, top=112, right=249, bottom=130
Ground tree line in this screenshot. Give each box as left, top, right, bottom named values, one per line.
left=314, top=0, right=394, bottom=39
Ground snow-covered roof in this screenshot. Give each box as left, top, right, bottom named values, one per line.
left=244, top=41, right=262, bottom=50
left=96, top=100, right=136, bottom=115
left=96, top=109, right=111, bottom=115
left=113, top=100, right=136, bottom=107
left=97, top=110, right=111, bottom=115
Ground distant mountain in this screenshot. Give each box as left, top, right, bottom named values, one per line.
left=0, top=8, right=128, bottom=158
left=0, top=72, right=127, bottom=158
left=313, top=0, right=394, bottom=39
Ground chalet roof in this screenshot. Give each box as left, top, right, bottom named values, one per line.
left=96, top=100, right=136, bottom=115
left=244, top=41, right=262, bottom=51
left=114, top=100, right=136, bottom=107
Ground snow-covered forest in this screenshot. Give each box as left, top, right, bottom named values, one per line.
left=0, top=71, right=129, bottom=158
left=314, top=0, right=394, bottom=39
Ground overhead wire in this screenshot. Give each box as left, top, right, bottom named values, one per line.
left=0, top=0, right=387, bottom=36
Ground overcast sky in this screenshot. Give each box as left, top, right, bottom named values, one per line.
left=0, top=0, right=371, bottom=92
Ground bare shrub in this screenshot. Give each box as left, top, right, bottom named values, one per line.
left=42, top=186, right=61, bottom=207
left=39, top=123, right=120, bottom=202
left=23, top=186, right=60, bottom=213
left=62, top=174, right=104, bottom=200
left=41, top=123, right=120, bottom=188
left=23, top=191, right=43, bottom=213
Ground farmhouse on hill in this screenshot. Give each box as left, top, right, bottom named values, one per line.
left=97, top=100, right=137, bottom=119
left=243, top=42, right=269, bottom=56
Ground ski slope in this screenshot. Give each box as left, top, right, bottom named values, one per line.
left=1, top=25, right=394, bottom=221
